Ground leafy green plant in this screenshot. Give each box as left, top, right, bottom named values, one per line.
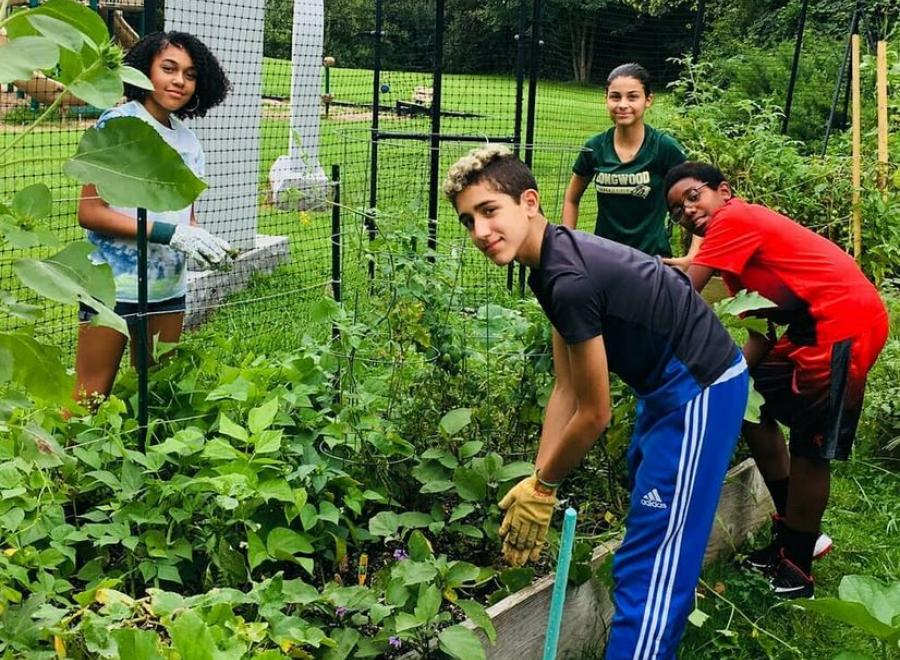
left=795, top=575, right=900, bottom=656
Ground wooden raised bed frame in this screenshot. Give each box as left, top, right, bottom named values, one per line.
left=472, top=457, right=772, bottom=658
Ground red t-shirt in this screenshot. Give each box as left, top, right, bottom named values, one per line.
left=692, top=197, right=886, bottom=345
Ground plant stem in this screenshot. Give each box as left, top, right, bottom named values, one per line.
left=0, top=0, right=13, bottom=29
left=0, top=92, right=67, bottom=163
left=0, top=59, right=104, bottom=164
left=697, top=578, right=800, bottom=654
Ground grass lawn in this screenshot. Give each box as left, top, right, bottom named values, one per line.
left=1, top=61, right=679, bottom=352
left=679, top=456, right=900, bottom=659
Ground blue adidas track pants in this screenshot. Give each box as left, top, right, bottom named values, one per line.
left=605, top=358, right=748, bottom=660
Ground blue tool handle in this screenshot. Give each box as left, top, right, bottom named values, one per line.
left=543, top=507, right=578, bottom=660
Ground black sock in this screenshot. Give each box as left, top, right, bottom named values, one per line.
left=765, top=477, right=789, bottom=517
left=780, top=523, right=816, bottom=575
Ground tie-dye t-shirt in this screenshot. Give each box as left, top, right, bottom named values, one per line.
left=86, top=101, right=205, bottom=303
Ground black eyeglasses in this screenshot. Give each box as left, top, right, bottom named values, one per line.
left=669, top=182, right=709, bottom=223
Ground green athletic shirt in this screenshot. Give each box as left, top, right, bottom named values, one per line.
left=572, top=125, right=686, bottom=257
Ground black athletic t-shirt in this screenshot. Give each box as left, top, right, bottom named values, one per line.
left=528, top=224, right=738, bottom=407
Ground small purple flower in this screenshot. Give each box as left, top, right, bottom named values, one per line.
left=393, top=549, right=409, bottom=561
left=335, top=606, right=347, bottom=619
left=388, top=636, right=402, bottom=649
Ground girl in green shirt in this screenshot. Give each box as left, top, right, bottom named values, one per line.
left=562, top=63, right=701, bottom=263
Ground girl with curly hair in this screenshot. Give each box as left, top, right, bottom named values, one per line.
left=73, top=31, right=232, bottom=405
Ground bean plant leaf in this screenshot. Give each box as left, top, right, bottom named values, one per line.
left=168, top=609, right=219, bottom=660
left=459, top=440, right=483, bottom=460
left=0, top=37, right=60, bottom=83
left=438, top=625, right=486, bottom=660
left=110, top=628, right=165, bottom=660
left=407, top=530, right=432, bottom=562
left=64, top=117, right=206, bottom=212
left=495, top=461, right=534, bottom=483
left=499, top=567, right=534, bottom=592
left=67, top=66, right=124, bottom=109
left=266, top=527, right=313, bottom=559
left=414, top=584, right=442, bottom=622
left=368, top=511, right=399, bottom=538
left=248, top=397, right=279, bottom=434
left=713, top=289, right=777, bottom=317
left=453, top=468, right=487, bottom=502
left=12, top=184, right=52, bottom=221
left=744, top=377, right=765, bottom=423
left=439, top=408, right=472, bottom=437
left=457, top=600, right=497, bottom=643
left=449, top=503, right=475, bottom=522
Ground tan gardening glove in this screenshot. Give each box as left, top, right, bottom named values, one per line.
left=498, top=475, right=557, bottom=566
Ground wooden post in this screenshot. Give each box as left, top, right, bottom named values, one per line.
left=851, top=33, right=861, bottom=261
left=877, top=40, right=889, bottom=191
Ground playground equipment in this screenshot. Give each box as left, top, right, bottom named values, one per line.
left=268, top=0, right=329, bottom=211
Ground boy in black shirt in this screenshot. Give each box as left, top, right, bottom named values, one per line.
left=444, top=146, right=748, bottom=659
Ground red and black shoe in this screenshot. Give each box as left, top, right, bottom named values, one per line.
left=769, top=554, right=815, bottom=599
left=742, top=515, right=833, bottom=576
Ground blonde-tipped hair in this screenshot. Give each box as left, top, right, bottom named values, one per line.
left=443, top=144, right=537, bottom=207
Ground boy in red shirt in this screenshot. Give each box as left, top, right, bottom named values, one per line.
left=663, top=161, right=888, bottom=598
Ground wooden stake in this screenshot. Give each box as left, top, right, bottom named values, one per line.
left=851, top=33, right=861, bottom=261
left=877, top=40, right=889, bottom=191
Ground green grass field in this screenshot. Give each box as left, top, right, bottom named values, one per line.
left=2, top=62, right=680, bottom=350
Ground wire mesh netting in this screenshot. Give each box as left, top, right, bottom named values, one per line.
left=1, top=0, right=895, bottom=426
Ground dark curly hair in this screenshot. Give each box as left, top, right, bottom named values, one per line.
left=124, top=31, right=230, bottom=119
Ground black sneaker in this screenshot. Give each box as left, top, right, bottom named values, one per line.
left=770, top=557, right=815, bottom=599
left=741, top=516, right=833, bottom=576
left=741, top=539, right=780, bottom=576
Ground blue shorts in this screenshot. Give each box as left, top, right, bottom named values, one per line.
left=77, top=296, right=186, bottom=329
left=606, top=355, right=749, bottom=659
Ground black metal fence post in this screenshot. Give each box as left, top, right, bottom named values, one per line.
left=427, top=0, right=445, bottom=257
left=331, top=164, right=342, bottom=347
left=691, top=0, right=706, bottom=62
left=520, top=0, right=542, bottom=297
left=822, top=5, right=861, bottom=155
left=508, top=0, right=528, bottom=292
left=136, top=207, right=149, bottom=449
left=366, top=0, right=384, bottom=282
left=782, top=0, right=810, bottom=135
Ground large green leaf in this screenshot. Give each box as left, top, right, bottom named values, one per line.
left=0, top=332, right=72, bottom=404
left=839, top=575, right=900, bottom=627
left=11, top=184, right=52, bottom=222
left=248, top=397, right=279, bottom=434
left=67, top=66, right=124, bottom=108
left=13, top=242, right=126, bottom=336
left=168, top=610, right=219, bottom=660
left=457, top=599, right=497, bottom=643
left=111, top=628, right=164, bottom=660
left=414, top=584, right=442, bottom=622
left=266, top=527, right=314, bottom=559
left=119, top=65, right=154, bottom=91
left=368, top=511, right=399, bottom=538
left=0, top=36, right=60, bottom=83
left=25, top=0, right=108, bottom=47
left=439, top=408, right=472, bottom=437
left=64, top=117, right=206, bottom=213
left=713, top=289, right=777, bottom=317
left=438, top=625, right=486, bottom=660
left=27, top=14, right=85, bottom=53
left=795, top=598, right=896, bottom=642
left=453, top=467, right=487, bottom=502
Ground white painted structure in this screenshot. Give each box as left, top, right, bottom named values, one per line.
left=165, top=0, right=266, bottom=249
left=267, top=0, right=329, bottom=210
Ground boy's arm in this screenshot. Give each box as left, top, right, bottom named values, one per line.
left=686, top=263, right=715, bottom=292
left=743, top=329, right=774, bottom=369
left=562, top=174, right=590, bottom=230
left=535, top=329, right=578, bottom=469
left=536, top=333, right=612, bottom=483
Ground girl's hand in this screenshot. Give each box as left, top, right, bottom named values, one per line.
left=170, top=225, right=231, bottom=266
